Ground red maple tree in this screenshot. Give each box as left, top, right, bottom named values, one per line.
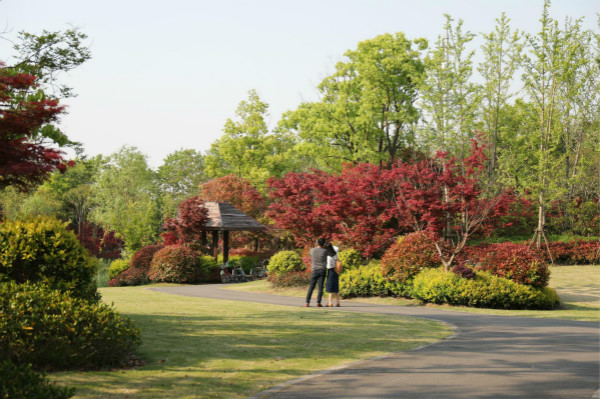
left=200, top=175, right=266, bottom=219
left=162, top=196, right=209, bottom=245
left=0, top=63, right=70, bottom=190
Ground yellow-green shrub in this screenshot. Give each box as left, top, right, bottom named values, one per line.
left=0, top=217, right=98, bottom=301
left=412, top=268, right=560, bottom=309
left=340, top=262, right=407, bottom=298
left=266, top=250, right=305, bottom=275
left=108, top=258, right=131, bottom=279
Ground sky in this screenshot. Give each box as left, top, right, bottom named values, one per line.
left=1, top=0, right=598, bottom=169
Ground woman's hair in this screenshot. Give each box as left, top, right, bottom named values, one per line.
left=324, top=242, right=337, bottom=256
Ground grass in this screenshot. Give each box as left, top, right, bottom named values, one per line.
left=51, top=286, right=451, bottom=399
left=227, top=265, right=600, bottom=322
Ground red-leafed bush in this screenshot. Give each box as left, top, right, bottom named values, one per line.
left=148, top=246, right=201, bottom=283
left=131, top=245, right=163, bottom=271
left=452, top=263, right=476, bottom=279
left=380, top=232, right=441, bottom=283
left=109, top=266, right=149, bottom=287
left=546, top=241, right=599, bottom=265
left=466, top=243, right=550, bottom=288
left=99, top=230, right=123, bottom=259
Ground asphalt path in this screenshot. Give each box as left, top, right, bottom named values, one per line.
left=150, top=284, right=600, bottom=399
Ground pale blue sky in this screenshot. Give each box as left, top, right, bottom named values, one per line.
left=1, top=0, right=598, bottom=168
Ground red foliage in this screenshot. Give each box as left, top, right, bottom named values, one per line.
left=464, top=243, right=550, bottom=288
left=73, top=222, right=123, bottom=259
left=99, top=230, right=123, bottom=259
left=267, top=270, right=311, bottom=287
left=267, top=164, right=402, bottom=258
left=163, top=196, right=209, bottom=245
left=546, top=241, right=600, bottom=265
left=381, top=232, right=441, bottom=283
left=0, top=63, right=70, bottom=190
left=200, top=175, right=266, bottom=219
left=386, top=137, right=512, bottom=269
left=131, top=245, right=164, bottom=271
left=109, top=266, right=149, bottom=287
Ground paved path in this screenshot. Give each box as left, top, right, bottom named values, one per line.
left=150, top=285, right=600, bottom=399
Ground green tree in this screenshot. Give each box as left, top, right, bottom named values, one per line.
left=157, top=149, right=206, bottom=217
left=280, top=32, right=427, bottom=171
left=419, top=15, right=479, bottom=160
left=90, top=147, right=161, bottom=252
left=478, top=13, right=523, bottom=188
left=205, top=90, right=294, bottom=186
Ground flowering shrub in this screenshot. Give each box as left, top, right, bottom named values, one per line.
left=148, top=246, right=202, bottom=283
left=464, top=243, right=549, bottom=288
left=0, top=282, right=141, bottom=370
left=381, top=232, right=441, bottom=283
left=412, top=268, right=559, bottom=309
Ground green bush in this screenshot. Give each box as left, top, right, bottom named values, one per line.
left=223, top=254, right=260, bottom=273
left=108, top=258, right=131, bottom=280
left=0, top=217, right=98, bottom=302
left=0, top=282, right=141, bottom=370
left=267, top=251, right=305, bottom=276
left=412, top=268, right=560, bottom=310
left=148, top=245, right=202, bottom=283
left=198, top=255, right=221, bottom=283
left=0, top=359, right=75, bottom=399
left=339, top=262, right=408, bottom=298
left=337, top=248, right=362, bottom=270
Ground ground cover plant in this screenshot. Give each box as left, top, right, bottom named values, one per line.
left=50, top=286, right=451, bottom=399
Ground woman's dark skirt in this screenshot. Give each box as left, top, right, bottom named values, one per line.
left=326, top=269, right=339, bottom=293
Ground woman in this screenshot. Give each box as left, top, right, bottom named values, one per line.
left=325, top=243, right=341, bottom=307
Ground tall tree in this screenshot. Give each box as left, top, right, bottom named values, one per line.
left=478, top=13, right=523, bottom=188
left=280, top=32, right=427, bottom=171
left=205, top=90, right=293, bottom=187
left=90, top=147, right=161, bottom=252
left=157, top=149, right=206, bottom=217
left=419, top=15, right=479, bottom=160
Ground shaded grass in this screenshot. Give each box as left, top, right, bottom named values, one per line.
left=229, top=265, right=599, bottom=321
left=51, top=286, right=451, bottom=399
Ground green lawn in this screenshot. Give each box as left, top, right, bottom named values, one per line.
left=228, top=265, right=600, bottom=322
left=51, top=286, right=451, bottom=399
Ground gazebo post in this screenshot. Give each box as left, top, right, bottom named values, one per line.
left=212, top=230, right=219, bottom=262
left=201, top=230, right=207, bottom=247
left=223, top=230, right=230, bottom=265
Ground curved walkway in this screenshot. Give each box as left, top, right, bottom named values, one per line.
left=150, top=285, right=600, bottom=399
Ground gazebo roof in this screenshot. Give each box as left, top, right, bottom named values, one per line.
left=203, top=201, right=267, bottom=232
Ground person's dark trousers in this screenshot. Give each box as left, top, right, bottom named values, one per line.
left=306, top=269, right=327, bottom=305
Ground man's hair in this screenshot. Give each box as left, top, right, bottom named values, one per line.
left=317, top=238, right=326, bottom=247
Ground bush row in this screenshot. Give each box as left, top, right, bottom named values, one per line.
left=0, top=282, right=141, bottom=370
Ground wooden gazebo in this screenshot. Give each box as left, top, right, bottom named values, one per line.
left=200, top=201, right=267, bottom=264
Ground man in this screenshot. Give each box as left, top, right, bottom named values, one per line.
left=305, top=238, right=334, bottom=307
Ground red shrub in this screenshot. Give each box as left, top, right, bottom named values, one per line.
left=381, top=232, right=441, bottom=283
left=131, top=245, right=164, bottom=271
left=546, top=241, right=599, bottom=265
left=148, top=245, right=202, bottom=283
left=467, top=243, right=550, bottom=288
left=109, top=267, right=149, bottom=287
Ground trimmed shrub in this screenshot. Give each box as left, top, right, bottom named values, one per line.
left=0, top=359, right=75, bottom=399
left=109, top=266, right=149, bottom=287
left=198, top=255, right=221, bottom=283
left=108, top=258, right=131, bottom=280
left=339, top=261, right=409, bottom=298
left=223, top=254, right=260, bottom=273
left=465, top=243, right=550, bottom=288
left=0, top=282, right=141, bottom=370
left=381, top=232, right=441, bottom=283
left=337, top=248, right=362, bottom=270
left=0, top=217, right=98, bottom=302
left=268, top=270, right=311, bottom=287
left=546, top=241, right=599, bottom=265
left=148, top=245, right=202, bottom=283
left=267, top=251, right=305, bottom=276
left=412, top=268, right=560, bottom=310
left=130, top=245, right=163, bottom=271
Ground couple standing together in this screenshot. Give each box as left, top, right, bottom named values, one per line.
left=305, top=238, right=341, bottom=307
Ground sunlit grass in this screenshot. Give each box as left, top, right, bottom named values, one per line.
left=51, top=286, right=451, bottom=399
left=228, top=265, right=600, bottom=322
